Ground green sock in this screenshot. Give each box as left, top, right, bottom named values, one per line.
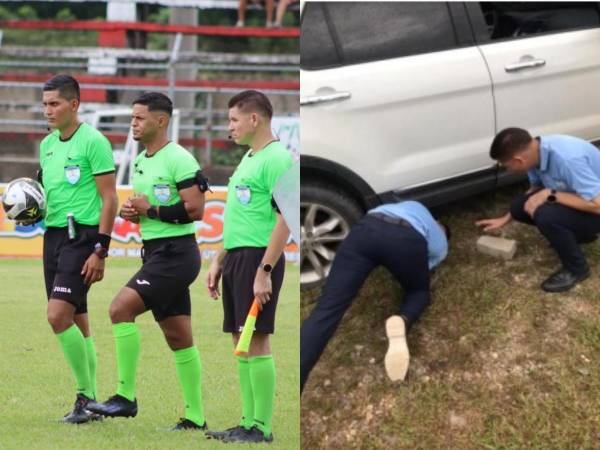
left=55, top=324, right=93, bottom=399
left=85, top=337, right=98, bottom=399
left=248, top=355, right=276, bottom=437
left=113, top=322, right=140, bottom=402
left=237, top=356, right=254, bottom=429
left=174, top=346, right=205, bottom=426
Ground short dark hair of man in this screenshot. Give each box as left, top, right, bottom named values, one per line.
left=490, top=127, right=533, bottom=161
left=228, top=90, right=273, bottom=120
left=43, top=74, right=80, bottom=102
left=132, top=92, right=173, bottom=117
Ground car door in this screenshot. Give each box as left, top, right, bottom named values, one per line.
left=301, top=2, right=496, bottom=199
left=467, top=2, right=600, bottom=185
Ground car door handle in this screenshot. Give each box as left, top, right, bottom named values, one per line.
left=300, top=91, right=351, bottom=106
left=504, top=58, right=546, bottom=72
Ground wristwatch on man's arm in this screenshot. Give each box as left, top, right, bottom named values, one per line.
left=547, top=189, right=557, bottom=203
left=93, top=233, right=111, bottom=259
left=259, top=262, right=273, bottom=273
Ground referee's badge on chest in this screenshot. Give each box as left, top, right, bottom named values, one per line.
left=64, top=165, right=80, bottom=184
left=153, top=184, right=171, bottom=203
left=236, top=185, right=251, bottom=205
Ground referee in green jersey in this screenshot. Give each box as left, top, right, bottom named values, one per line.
left=88, top=92, right=208, bottom=430
left=40, top=75, right=118, bottom=423
left=205, top=90, right=292, bottom=443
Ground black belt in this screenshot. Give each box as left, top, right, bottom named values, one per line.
left=368, top=212, right=412, bottom=228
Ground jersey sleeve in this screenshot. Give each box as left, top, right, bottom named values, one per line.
left=87, top=133, right=115, bottom=175
left=171, top=148, right=201, bottom=184
left=263, top=150, right=293, bottom=194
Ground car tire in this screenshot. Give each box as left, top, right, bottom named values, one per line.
left=301, top=182, right=364, bottom=291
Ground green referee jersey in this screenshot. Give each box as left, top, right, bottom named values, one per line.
left=132, top=142, right=200, bottom=240
left=223, top=141, right=293, bottom=250
left=40, top=122, right=115, bottom=227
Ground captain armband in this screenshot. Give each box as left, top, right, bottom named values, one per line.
left=158, top=202, right=193, bottom=224
left=175, top=170, right=211, bottom=193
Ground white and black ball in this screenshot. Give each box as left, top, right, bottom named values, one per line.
left=2, top=177, right=46, bottom=224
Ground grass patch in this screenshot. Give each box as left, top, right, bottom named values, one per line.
left=0, top=258, right=299, bottom=449
left=301, top=184, right=600, bottom=449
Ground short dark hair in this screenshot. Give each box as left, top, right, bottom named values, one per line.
left=43, top=74, right=80, bottom=102
left=490, top=127, right=533, bottom=161
left=132, top=92, right=173, bottom=116
left=228, top=90, right=273, bottom=119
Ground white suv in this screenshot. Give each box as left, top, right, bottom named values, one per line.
left=300, top=1, right=600, bottom=289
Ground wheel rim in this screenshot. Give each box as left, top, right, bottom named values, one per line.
left=300, top=201, right=351, bottom=287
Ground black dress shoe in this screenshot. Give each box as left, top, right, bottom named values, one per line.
left=541, top=268, right=590, bottom=293
left=577, top=234, right=598, bottom=244
left=87, top=394, right=138, bottom=418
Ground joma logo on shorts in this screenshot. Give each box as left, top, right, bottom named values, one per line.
left=53, top=286, right=72, bottom=294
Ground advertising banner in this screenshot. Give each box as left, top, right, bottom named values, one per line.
left=0, top=185, right=299, bottom=262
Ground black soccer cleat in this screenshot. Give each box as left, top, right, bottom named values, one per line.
left=205, top=425, right=249, bottom=440
left=86, top=394, right=138, bottom=418
left=172, top=418, right=208, bottom=431
left=62, top=394, right=99, bottom=424
left=86, top=411, right=104, bottom=422
left=222, top=425, right=273, bottom=443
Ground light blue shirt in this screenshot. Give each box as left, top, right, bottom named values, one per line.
left=528, top=135, right=600, bottom=201
left=369, top=200, right=448, bottom=270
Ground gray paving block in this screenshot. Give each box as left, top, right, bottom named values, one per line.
left=476, top=235, right=517, bottom=260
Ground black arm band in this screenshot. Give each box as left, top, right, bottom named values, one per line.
left=175, top=171, right=211, bottom=193
left=195, top=170, right=212, bottom=193
left=158, top=201, right=193, bottom=224
left=97, top=233, right=111, bottom=249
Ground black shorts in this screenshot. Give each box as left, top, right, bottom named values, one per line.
left=43, top=225, right=99, bottom=314
left=125, top=234, right=200, bottom=322
left=222, top=247, right=285, bottom=334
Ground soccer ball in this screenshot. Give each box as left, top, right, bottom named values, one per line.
left=2, top=177, right=46, bottom=224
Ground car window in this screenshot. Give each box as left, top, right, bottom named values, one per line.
left=301, top=2, right=459, bottom=70
left=480, top=2, right=600, bottom=41
left=300, top=2, right=341, bottom=70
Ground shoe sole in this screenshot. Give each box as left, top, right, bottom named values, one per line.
left=384, top=315, right=409, bottom=382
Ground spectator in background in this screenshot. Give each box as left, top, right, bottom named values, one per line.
left=273, top=0, right=299, bottom=27
left=237, top=0, right=274, bottom=28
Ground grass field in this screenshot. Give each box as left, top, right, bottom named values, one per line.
left=301, top=184, right=600, bottom=449
left=0, top=258, right=299, bottom=450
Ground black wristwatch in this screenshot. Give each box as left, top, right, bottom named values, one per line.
left=259, top=262, right=273, bottom=273
left=93, top=243, right=109, bottom=259
left=147, top=206, right=159, bottom=219
left=547, top=189, right=557, bottom=203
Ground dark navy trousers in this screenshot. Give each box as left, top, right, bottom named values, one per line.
left=510, top=192, right=600, bottom=275
left=301, top=215, right=431, bottom=391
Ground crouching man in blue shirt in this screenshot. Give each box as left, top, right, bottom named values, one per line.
left=477, top=128, right=600, bottom=293
left=301, top=201, right=449, bottom=392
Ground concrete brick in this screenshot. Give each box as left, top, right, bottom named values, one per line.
left=476, top=235, right=517, bottom=260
